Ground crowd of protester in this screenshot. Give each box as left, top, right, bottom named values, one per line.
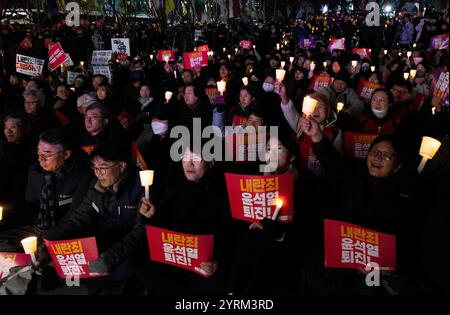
left=0, top=6, right=448, bottom=295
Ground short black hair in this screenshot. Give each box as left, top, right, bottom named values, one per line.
left=369, top=134, right=405, bottom=165
left=85, top=102, right=110, bottom=118
left=90, top=139, right=131, bottom=164
left=39, top=128, right=71, bottom=151
left=4, top=112, right=30, bottom=129
left=393, top=80, right=413, bottom=93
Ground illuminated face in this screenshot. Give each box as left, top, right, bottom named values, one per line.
left=140, top=85, right=151, bottom=99
left=56, top=85, right=69, bottom=100
left=182, top=148, right=212, bottom=183
left=332, top=61, right=341, bottom=73
left=37, top=141, right=68, bottom=172
left=367, top=141, right=399, bottom=178
left=219, top=66, right=230, bottom=80
left=92, top=76, right=104, bottom=90
left=183, top=86, right=199, bottom=108
left=265, top=137, right=294, bottom=174
left=311, top=101, right=329, bottom=124
left=24, top=95, right=41, bottom=115
left=333, top=80, right=347, bottom=93
left=391, top=85, right=410, bottom=103
left=91, top=156, right=126, bottom=188
left=371, top=90, right=390, bottom=111
left=239, top=89, right=254, bottom=108
left=4, top=119, right=24, bottom=143
left=368, top=73, right=380, bottom=84
left=84, top=108, right=107, bottom=136
left=294, top=70, right=304, bottom=81
left=96, top=86, right=108, bottom=100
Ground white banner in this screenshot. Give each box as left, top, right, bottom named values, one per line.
left=67, top=71, right=82, bottom=85
left=92, top=50, right=113, bottom=65
left=16, top=54, right=45, bottom=77
left=111, top=38, right=130, bottom=58
left=92, top=65, right=112, bottom=83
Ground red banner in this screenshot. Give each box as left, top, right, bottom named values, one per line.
left=344, top=132, right=377, bottom=160
left=240, top=40, right=252, bottom=49
left=352, top=48, right=371, bottom=60
left=0, top=253, right=30, bottom=280
left=157, top=50, right=175, bottom=62
left=356, top=80, right=384, bottom=102
left=146, top=226, right=214, bottom=277
left=195, top=45, right=210, bottom=52
left=431, top=34, right=449, bottom=50
left=328, top=38, right=345, bottom=51
left=44, top=237, right=108, bottom=279
left=308, top=74, right=334, bottom=92
left=183, top=51, right=208, bottom=69
left=48, top=42, right=69, bottom=71
left=324, top=219, right=397, bottom=271
left=225, top=173, right=294, bottom=224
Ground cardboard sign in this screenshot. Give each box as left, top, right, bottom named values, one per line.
left=92, top=50, right=113, bottom=65
left=324, top=219, right=397, bottom=271
left=356, top=80, right=385, bottom=102
left=0, top=253, right=31, bottom=280
left=430, top=68, right=449, bottom=106
left=240, top=40, right=252, bottom=49
left=67, top=71, right=82, bottom=85
left=352, top=48, right=371, bottom=60
left=344, top=132, right=377, bottom=160
left=431, top=34, right=449, bottom=50
left=328, top=38, right=345, bottom=51
left=225, top=173, right=294, bottom=224
left=195, top=45, right=209, bottom=52
left=92, top=65, right=112, bottom=83
left=146, top=226, right=214, bottom=277
left=308, top=74, right=334, bottom=91
left=44, top=237, right=108, bottom=279
left=111, top=38, right=130, bottom=61
left=16, top=54, right=45, bottom=77
left=299, top=37, right=316, bottom=49
left=157, top=50, right=175, bottom=62
left=48, top=42, right=69, bottom=71
left=183, top=51, right=208, bottom=69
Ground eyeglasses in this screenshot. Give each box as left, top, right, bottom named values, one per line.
left=37, top=151, right=63, bottom=160
left=372, top=98, right=388, bottom=103
left=368, top=150, right=397, bottom=161
left=91, top=163, right=120, bottom=175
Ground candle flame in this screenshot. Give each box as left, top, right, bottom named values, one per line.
left=276, top=199, right=284, bottom=208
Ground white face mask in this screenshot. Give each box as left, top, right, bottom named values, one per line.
left=372, top=108, right=388, bottom=119
left=263, top=83, right=275, bottom=92
left=151, top=121, right=168, bottom=135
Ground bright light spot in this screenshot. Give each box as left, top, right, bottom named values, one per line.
left=276, top=199, right=284, bottom=208
left=385, top=5, right=392, bottom=13
left=322, top=5, right=328, bottom=14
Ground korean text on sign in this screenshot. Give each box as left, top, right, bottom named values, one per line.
left=344, top=132, right=378, bottom=160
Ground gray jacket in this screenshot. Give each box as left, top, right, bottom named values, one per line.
left=320, top=85, right=365, bottom=118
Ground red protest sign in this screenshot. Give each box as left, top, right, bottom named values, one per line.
left=157, top=50, right=175, bottom=62
left=183, top=51, right=208, bottom=69
left=344, top=132, right=378, bottom=160
left=308, top=74, right=334, bottom=91
left=205, top=87, right=221, bottom=105
left=352, top=48, right=372, bottom=60
left=431, top=34, right=449, bottom=50
left=430, top=68, right=449, bottom=105
left=48, top=42, right=69, bottom=71
left=44, top=237, right=107, bottom=279
left=0, top=253, right=30, bottom=280
left=324, top=219, right=397, bottom=271
left=356, top=80, right=384, bottom=102
left=328, top=38, right=345, bottom=51
left=225, top=173, right=294, bottom=224
left=146, top=226, right=214, bottom=277
left=240, top=40, right=252, bottom=49
left=195, top=45, right=210, bottom=52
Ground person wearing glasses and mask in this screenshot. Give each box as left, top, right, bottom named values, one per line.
left=40, top=139, right=143, bottom=294
left=0, top=129, right=91, bottom=253
left=300, top=116, right=421, bottom=293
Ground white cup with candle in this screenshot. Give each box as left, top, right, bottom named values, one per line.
left=407, top=51, right=412, bottom=58
left=384, top=49, right=388, bottom=55
left=223, top=47, right=226, bottom=53
left=323, top=61, right=327, bottom=69
left=235, top=48, right=238, bottom=53
left=310, top=62, right=316, bottom=71
left=289, top=56, right=295, bottom=64
left=217, top=80, right=227, bottom=95
left=410, top=69, right=417, bottom=79
left=413, top=43, right=417, bottom=48
left=371, top=66, right=376, bottom=72
left=0, top=206, right=3, bottom=221
left=302, top=95, right=318, bottom=117
left=253, top=45, right=256, bottom=50
left=21, top=236, right=38, bottom=265
left=275, top=69, right=286, bottom=82
left=351, top=60, right=358, bottom=68
left=417, top=136, right=442, bottom=174
left=337, top=102, right=344, bottom=113
left=227, top=54, right=231, bottom=60
left=150, top=54, right=154, bottom=61
left=432, top=107, right=436, bottom=115
left=165, top=91, right=173, bottom=103
left=403, top=72, right=409, bottom=80
left=242, top=77, right=249, bottom=86
left=271, top=199, right=284, bottom=220
left=139, top=170, right=154, bottom=199
left=276, top=43, right=280, bottom=50
left=80, top=61, right=84, bottom=68
left=281, top=61, right=286, bottom=68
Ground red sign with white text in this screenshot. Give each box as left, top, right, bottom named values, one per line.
left=146, top=226, right=214, bottom=277
left=183, top=51, right=208, bottom=69
left=344, top=132, right=377, bottom=159
left=240, top=40, right=252, bottom=49
left=431, top=34, right=449, bottom=50
left=48, top=42, right=69, bottom=71
left=324, top=219, right=397, bottom=271
left=225, top=173, right=294, bottom=224
left=328, top=38, right=345, bottom=51
left=44, top=237, right=107, bottom=279
left=0, top=253, right=30, bottom=280
left=195, top=45, right=210, bottom=52
left=356, top=80, right=384, bottom=102
left=308, top=74, right=334, bottom=91
left=157, top=50, right=175, bottom=62
left=352, top=48, right=372, bottom=60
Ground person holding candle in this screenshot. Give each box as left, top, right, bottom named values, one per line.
left=226, top=85, right=260, bottom=128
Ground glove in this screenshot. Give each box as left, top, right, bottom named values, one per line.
left=88, top=256, right=109, bottom=274
left=260, top=218, right=285, bottom=241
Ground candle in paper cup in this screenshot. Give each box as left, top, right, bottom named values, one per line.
left=276, top=43, right=280, bottom=50
left=227, top=54, right=231, bottom=60
left=384, top=49, right=388, bottom=55
left=21, top=236, right=37, bottom=255
left=432, top=107, right=436, bottom=115
left=407, top=51, right=412, bottom=58
left=371, top=66, right=376, bottom=72
left=235, top=48, right=238, bottom=53
left=403, top=72, right=409, bottom=80
left=165, top=91, right=173, bottom=103
left=223, top=47, right=226, bottom=53
left=417, top=136, right=442, bottom=174
left=351, top=60, right=358, bottom=68
left=150, top=54, right=154, bottom=61
left=253, top=45, right=256, bottom=49
left=0, top=206, right=3, bottom=221
left=217, top=80, right=227, bottom=95
left=337, top=102, right=344, bottom=113
left=140, top=170, right=154, bottom=199
left=413, top=43, right=417, bottom=48
left=242, top=77, right=249, bottom=86
left=410, top=69, right=416, bottom=79
left=281, top=61, right=286, bottom=68
left=323, top=61, right=327, bottom=68
left=271, top=199, right=284, bottom=220
left=310, top=62, right=315, bottom=71
left=276, top=69, right=286, bottom=82
left=80, top=61, right=84, bottom=68
left=289, top=56, right=295, bottom=63
left=302, top=95, right=318, bottom=116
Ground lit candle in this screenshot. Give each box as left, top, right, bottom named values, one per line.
left=80, top=61, right=84, bottom=68
left=164, top=56, right=170, bottom=63
left=417, top=136, right=442, bottom=174
left=302, top=95, right=318, bottom=116
left=323, top=61, right=327, bottom=69
left=289, top=56, right=295, bottom=64
left=371, top=66, right=376, bottom=72
left=310, top=62, right=315, bottom=71
left=227, top=54, right=231, bottom=60
left=276, top=43, right=280, bottom=50
left=223, top=47, right=226, bottom=53
left=271, top=199, right=284, bottom=220
left=253, top=45, right=256, bottom=50
left=432, top=107, right=436, bottom=115
left=21, top=236, right=38, bottom=265
left=174, top=70, right=177, bottom=79
left=0, top=206, right=3, bottom=221
left=150, top=54, right=154, bottom=61
left=242, top=77, right=249, bottom=86
left=275, top=69, right=286, bottom=82
left=217, top=80, right=227, bottom=95
left=337, top=102, right=344, bottom=113
left=413, top=43, right=417, bottom=48
left=281, top=61, right=286, bottom=68
left=235, top=48, right=238, bottom=53
left=399, top=52, right=402, bottom=57
left=384, top=49, right=388, bottom=55
left=407, top=51, right=412, bottom=58
left=139, top=170, right=154, bottom=199
left=351, top=60, right=358, bottom=68
left=165, top=91, right=173, bottom=103
left=404, top=72, right=409, bottom=80
left=410, top=69, right=417, bottom=79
